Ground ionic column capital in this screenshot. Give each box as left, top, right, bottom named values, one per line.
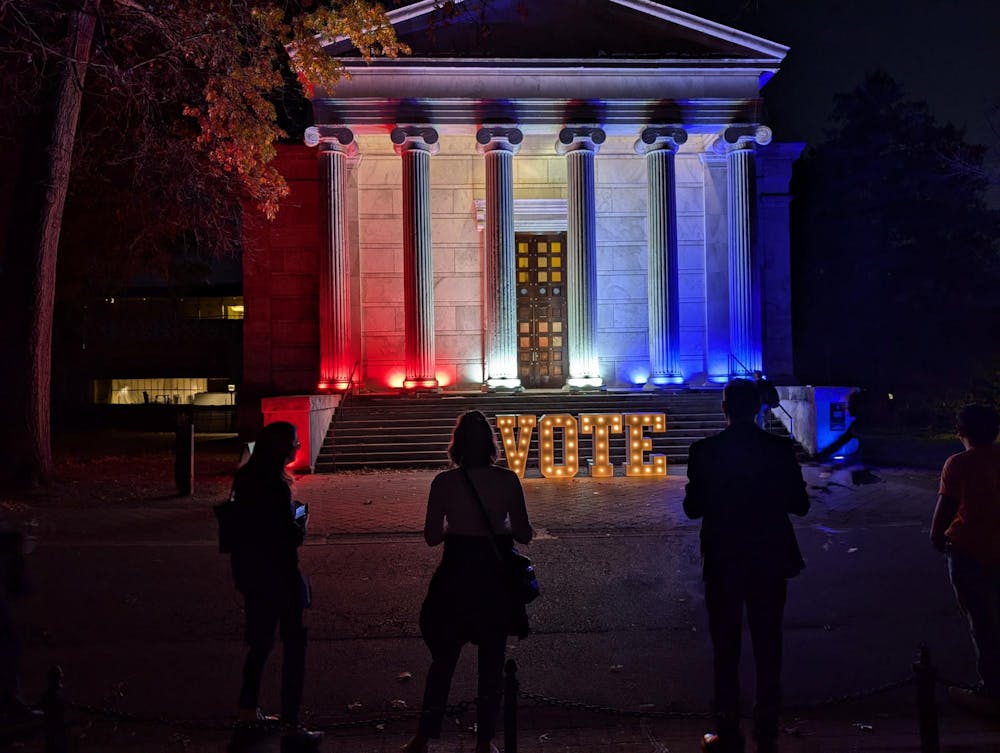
left=634, top=126, right=687, bottom=155
left=715, top=124, right=773, bottom=154
left=391, top=125, right=440, bottom=155
left=304, top=126, right=357, bottom=156
left=476, top=126, right=523, bottom=155
left=556, top=125, right=606, bottom=155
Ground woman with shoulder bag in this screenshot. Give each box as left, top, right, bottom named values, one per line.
left=403, top=411, right=534, bottom=753
left=229, top=421, right=321, bottom=746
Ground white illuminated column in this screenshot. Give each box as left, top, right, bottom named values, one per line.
left=477, top=127, right=523, bottom=389
left=496, top=413, right=536, bottom=478
left=305, top=126, right=356, bottom=390
left=623, top=413, right=667, bottom=477
left=539, top=414, right=580, bottom=479
left=636, top=127, right=686, bottom=386
left=392, top=127, right=440, bottom=389
left=557, top=127, right=605, bottom=388
left=580, top=413, right=623, bottom=477
left=724, top=125, right=771, bottom=377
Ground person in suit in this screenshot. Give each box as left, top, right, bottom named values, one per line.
left=684, top=379, right=810, bottom=753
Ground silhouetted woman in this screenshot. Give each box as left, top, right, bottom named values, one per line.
left=403, top=410, right=533, bottom=753
left=230, top=421, right=320, bottom=744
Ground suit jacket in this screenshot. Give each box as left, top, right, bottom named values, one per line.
left=684, top=421, right=809, bottom=582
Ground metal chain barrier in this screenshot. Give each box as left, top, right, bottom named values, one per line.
left=65, top=674, right=920, bottom=731
left=65, top=698, right=479, bottom=733
left=517, top=689, right=712, bottom=720
left=54, top=642, right=953, bottom=751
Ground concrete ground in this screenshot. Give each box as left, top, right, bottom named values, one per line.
left=3, top=432, right=999, bottom=751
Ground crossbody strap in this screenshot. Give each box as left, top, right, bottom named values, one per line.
left=458, top=466, right=505, bottom=564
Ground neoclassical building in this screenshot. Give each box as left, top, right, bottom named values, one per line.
left=242, top=0, right=802, bottom=399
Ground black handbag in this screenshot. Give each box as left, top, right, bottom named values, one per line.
left=459, top=468, right=540, bottom=604
left=213, top=485, right=241, bottom=554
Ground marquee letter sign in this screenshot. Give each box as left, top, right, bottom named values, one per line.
left=496, top=414, right=536, bottom=477
left=579, top=413, right=623, bottom=477
left=495, top=413, right=667, bottom=479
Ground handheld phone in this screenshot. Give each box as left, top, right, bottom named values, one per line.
left=294, top=503, right=308, bottom=520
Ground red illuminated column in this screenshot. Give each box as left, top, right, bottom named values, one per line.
left=557, top=126, right=605, bottom=389
left=306, top=126, right=356, bottom=390
left=477, top=126, right=523, bottom=389
left=392, top=126, right=439, bottom=388
left=724, top=125, right=771, bottom=378
left=636, top=127, right=687, bottom=386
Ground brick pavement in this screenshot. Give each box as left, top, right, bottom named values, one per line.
left=292, top=463, right=939, bottom=538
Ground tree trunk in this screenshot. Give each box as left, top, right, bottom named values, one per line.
left=0, top=0, right=97, bottom=487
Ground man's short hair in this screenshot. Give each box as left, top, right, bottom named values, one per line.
left=957, top=404, right=1000, bottom=446
left=724, top=378, right=761, bottom=420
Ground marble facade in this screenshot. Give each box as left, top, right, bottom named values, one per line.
left=243, top=0, right=803, bottom=395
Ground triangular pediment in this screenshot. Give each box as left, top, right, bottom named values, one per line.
left=323, top=0, right=787, bottom=61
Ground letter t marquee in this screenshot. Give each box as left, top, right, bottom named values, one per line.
left=580, top=413, right=623, bottom=477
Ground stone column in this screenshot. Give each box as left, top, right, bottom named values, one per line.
left=557, top=126, right=605, bottom=389
left=636, top=127, right=687, bottom=386
left=391, top=126, right=439, bottom=389
left=700, top=149, right=731, bottom=383
left=724, top=125, right=771, bottom=378
left=305, top=126, right=356, bottom=390
left=477, top=126, right=523, bottom=390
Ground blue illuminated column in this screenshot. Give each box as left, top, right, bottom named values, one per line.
left=557, top=126, right=605, bottom=389
left=700, top=147, right=730, bottom=383
left=636, top=127, right=687, bottom=386
left=477, top=127, right=523, bottom=390
left=305, top=126, right=356, bottom=390
left=724, top=125, right=771, bottom=377
left=392, top=126, right=439, bottom=389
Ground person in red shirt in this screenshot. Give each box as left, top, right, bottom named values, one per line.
left=930, top=404, right=1000, bottom=714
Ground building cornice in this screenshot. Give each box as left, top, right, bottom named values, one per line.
left=313, top=64, right=774, bottom=102
left=312, top=97, right=763, bottom=136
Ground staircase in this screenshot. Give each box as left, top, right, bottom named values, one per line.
left=316, top=390, right=739, bottom=472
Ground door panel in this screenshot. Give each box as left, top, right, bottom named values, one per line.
left=517, top=234, right=568, bottom=388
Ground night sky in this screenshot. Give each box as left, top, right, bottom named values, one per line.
left=667, top=0, right=1000, bottom=154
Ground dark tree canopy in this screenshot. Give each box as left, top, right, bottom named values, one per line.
left=791, top=71, right=1000, bottom=409
left=0, top=0, right=406, bottom=486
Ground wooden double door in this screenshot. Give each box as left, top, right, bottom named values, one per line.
left=516, top=233, right=568, bottom=388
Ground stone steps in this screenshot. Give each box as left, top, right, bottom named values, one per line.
left=316, top=389, right=755, bottom=472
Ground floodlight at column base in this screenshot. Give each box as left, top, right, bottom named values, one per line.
left=487, top=378, right=522, bottom=390
left=707, top=375, right=730, bottom=384
left=649, top=375, right=684, bottom=386
left=566, top=376, right=604, bottom=388
left=403, top=378, right=439, bottom=390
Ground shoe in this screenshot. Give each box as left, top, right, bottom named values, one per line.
left=702, top=731, right=746, bottom=753
left=236, top=707, right=279, bottom=726
left=948, top=686, right=1000, bottom=718
left=280, top=725, right=324, bottom=752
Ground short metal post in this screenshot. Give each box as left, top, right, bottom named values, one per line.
left=503, top=659, right=518, bottom=753
left=41, top=665, right=67, bottom=753
left=914, top=644, right=939, bottom=753
left=174, top=411, right=194, bottom=496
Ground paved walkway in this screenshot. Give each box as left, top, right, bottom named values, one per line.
left=10, top=455, right=1000, bottom=752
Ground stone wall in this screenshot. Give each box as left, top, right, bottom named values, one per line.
left=242, top=145, right=322, bottom=401
left=243, top=137, right=799, bottom=394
